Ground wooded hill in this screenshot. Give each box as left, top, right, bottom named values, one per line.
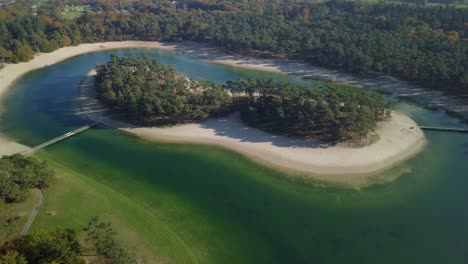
left=96, top=56, right=392, bottom=141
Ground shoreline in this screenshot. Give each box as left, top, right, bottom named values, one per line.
left=0, top=41, right=427, bottom=188
left=0, top=41, right=179, bottom=156
left=78, top=71, right=426, bottom=188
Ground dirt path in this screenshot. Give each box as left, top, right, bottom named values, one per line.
left=20, top=189, right=43, bottom=235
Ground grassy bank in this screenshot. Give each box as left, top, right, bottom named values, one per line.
left=32, top=127, right=442, bottom=264
left=0, top=190, right=36, bottom=242
left=32, top=153, right=198, bottom=264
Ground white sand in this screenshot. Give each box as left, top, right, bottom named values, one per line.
left=0, top=137, right=30, bottom=156
left=0, top=41, right=427, bottom=188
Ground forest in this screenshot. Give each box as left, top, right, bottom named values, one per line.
left=96, top=55, right=391, bottom=141
left=226, top=79, right=392, bottom=140
left=95, top=55, right=231, bottom=124
left=0, top=0, right=466, bottom=93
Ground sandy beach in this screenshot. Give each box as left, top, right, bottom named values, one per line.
left=0, top=41, right=427, bottom=187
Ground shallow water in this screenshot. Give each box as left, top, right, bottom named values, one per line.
left=2, top=49, right=468, bottom=263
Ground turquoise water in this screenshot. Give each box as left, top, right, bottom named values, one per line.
left=2, top=49, right=468, bottom=263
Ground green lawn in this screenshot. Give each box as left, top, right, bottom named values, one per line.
left=0, top=190, right=36, bottom=242
left=61, top=11, right=85, bottom=20
left=32, top=155, right=198, bottom=264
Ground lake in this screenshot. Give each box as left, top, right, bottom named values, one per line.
left=2, top=48, right=468, bottom=263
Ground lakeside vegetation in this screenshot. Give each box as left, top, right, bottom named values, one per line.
left=31, top=151, right=199, bottom=263
left=0, top=0, right=466, bottom=94
left=0, top=154, right=53, bottom=203
left=0, top=228, right=83, bottom=264
left=0, top=154, right=137, bottom=263
left=0, top=218, right=137, bottom=264
left=96, top=55, right=392, bottom=141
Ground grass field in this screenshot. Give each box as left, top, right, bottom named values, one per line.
left=62, top=11, right=85, bottom=20
left=35, top=131, right=279, bottom=264
left=0, top=191, right=35, bottom=242
left=31, top=155, right=198, bottom=264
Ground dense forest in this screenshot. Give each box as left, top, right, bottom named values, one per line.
left=0, top=218, right=137, bottom=264
left=96, top=55, right=391, bottom=141
left=0, top=0, right=466, bottom=93
left=0, top=154, right=53, bottom=203
left=227, top=79, right=391, bottom=140
left=95, top=55, right=231, bottom=124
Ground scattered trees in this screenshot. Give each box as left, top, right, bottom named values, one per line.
left=0, top=229, right=83, bottom=264
left=0, top=218, right=138, bottom=264
left=0, top=154, right=54, bottom=203
left=84, top=217, right=138, bottom=264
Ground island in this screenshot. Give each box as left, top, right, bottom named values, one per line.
left=79, top=55, right=426, bottom=187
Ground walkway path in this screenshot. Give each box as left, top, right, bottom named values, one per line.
left=31, top=124, right=97, bottom=152
left=20, top=189, right=43, bottom=235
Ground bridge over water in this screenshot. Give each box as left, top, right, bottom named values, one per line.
left=23, top=122, right=98, bottom=154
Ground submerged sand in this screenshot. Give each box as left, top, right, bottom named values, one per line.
left=0, top=41, right=427, bottom=187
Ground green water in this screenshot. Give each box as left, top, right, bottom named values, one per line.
left=2, top=49, right=468, bottom=263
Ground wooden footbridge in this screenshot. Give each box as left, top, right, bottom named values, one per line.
left=25, top=122, right=99, bottom=154
left=418, top=126, right=468, bottom=133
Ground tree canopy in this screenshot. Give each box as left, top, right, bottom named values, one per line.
left=0, top=154, right=54, bottom=203
left=95, top=55, right=231, bottom=125
left=0, top=229, right=83, bottom=264
left=0, top=218, right=137, bottom=264
left=227, top=79, right=392, bottom=141
left=84, top=217, right=138, bottom=264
